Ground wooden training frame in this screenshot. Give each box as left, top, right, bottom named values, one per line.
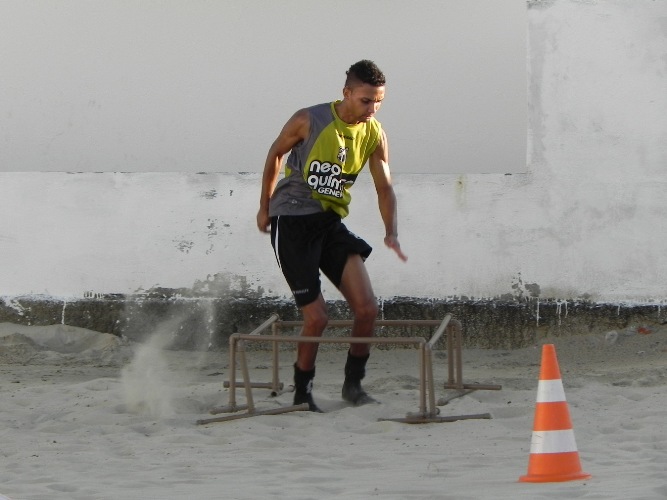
left=197, top=314, right=500, bottom=425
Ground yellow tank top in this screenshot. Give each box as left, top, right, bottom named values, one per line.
left=269, top=101, right=382, bottom=218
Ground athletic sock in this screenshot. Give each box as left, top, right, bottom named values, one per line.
left=293, top=363, right=323, bottom=413
left=342, top=351, right=377, bottom=405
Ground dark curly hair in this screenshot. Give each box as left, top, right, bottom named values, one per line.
left=345, top=60, right=386, bottom=88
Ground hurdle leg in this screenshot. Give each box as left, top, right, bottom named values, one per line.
left=426, top=344, right=438, bottom=417
left=419, top=343, right=427, bottom=416
left=271, top=322, right=282, bottom=396
left=443, top=319, right=502, bottom=392
left=209, top=334, right=248, bottom=414
left=238, top=340, right=255, bottom=413
left=381, top=316, right=494, bottom=424
left=221, top=314, right=284, bottom=400
left=222, top=319, right=285, bottom=395
left=445, top=320, right=460, bottom=389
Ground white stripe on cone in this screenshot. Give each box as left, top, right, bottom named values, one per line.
left=529, top=429, right=579, bottom=454
left=536, top=379, right=567, bottom=403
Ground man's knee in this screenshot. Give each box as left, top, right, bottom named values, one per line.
left=353, top=298, right=378, bottom=323
left=302, top=303, right=329, bottom=333
left=304, top=313, right=328, bottom=333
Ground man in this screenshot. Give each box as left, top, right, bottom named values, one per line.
left=256, top=60, right=407, bottom=412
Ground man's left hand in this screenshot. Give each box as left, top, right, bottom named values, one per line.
left=384, top=235, right=408, bottom=262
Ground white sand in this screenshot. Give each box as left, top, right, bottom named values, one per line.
left=1, top=321, right=665, bottom=500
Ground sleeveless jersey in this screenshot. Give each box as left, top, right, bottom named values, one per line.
left=268, top=101, right=382, bottom=218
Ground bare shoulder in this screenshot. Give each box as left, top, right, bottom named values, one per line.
left=279, top=107, right=310, bottom=142
left=371, top=127, right=389, bottom=163
left=289, top=107, right=311, bottom=131
left=291, top=107, right=311, bottom=123
left=378, top=127, right=388, bottom=148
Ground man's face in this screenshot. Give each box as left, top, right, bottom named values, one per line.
left=343, top=83, right=385, bottom=123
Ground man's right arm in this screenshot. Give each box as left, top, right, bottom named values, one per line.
left=256, top=109, right=310, bottom=233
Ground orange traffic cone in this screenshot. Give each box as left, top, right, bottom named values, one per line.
left=519, top=344, right=591, bottom=483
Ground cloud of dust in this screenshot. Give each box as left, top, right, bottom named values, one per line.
left=120, top=323, right=180, bottom=419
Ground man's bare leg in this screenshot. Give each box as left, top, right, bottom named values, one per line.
left=295, top=293, right=328, bottom=370
left=339, top=254, right=378, bottom=354
left=293, top=294, right=328, bottom=412
left=338, top=254, right=379, bottom=404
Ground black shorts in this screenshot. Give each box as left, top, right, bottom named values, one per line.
left=271, top=212, right=372, bottom=307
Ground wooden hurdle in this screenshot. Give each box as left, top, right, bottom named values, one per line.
left=197, top=314, right=500, bottom=425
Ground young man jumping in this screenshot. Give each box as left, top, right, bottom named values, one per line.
left=256, top=60, right=407, bottom=412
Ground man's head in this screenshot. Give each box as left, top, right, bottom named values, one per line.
left=340, top=60, right=386, bottom=124
left=344, top=60, right=386, bottom=88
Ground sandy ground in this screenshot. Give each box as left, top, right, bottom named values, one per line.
left=0, top=321, right=665, bottom=500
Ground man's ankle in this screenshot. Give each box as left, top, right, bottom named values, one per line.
left=293, top=363, right=322, bottom=412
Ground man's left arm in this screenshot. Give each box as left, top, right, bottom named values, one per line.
left=369, top=129, right=408, bottom=262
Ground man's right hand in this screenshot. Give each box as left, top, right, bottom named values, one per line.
left=257, top=208, right=271, bottom=233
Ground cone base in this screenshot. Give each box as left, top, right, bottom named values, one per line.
left=520, top=451, right=590, bottom=483
left=519, top=471, right=591, bottom=483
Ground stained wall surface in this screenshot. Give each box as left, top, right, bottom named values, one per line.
left=1, top=1, right=665, bottom=307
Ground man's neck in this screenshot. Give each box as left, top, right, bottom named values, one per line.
left=334, top=100, right=359, bottom=125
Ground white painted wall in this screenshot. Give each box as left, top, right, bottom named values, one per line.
left=1, top=0, right=666, bottom=303
left=0, top=0, right=526, bottom=174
